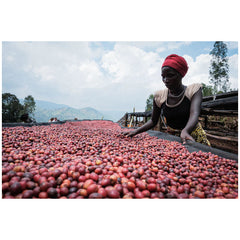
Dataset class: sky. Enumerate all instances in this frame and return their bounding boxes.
[2,41,238,113]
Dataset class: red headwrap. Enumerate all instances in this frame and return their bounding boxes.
[162,54,188,77]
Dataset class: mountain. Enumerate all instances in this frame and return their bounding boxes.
[35,106,105,123]
[20,99,68,110]
[27,99,124,122]
[35,100,69,110]
[100,110,126,122]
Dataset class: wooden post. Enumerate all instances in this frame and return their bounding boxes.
[159,116,162,131]
[157,118,161,131]
[125,113,128,127]
[129,114,134,127]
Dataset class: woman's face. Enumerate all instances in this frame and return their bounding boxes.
[161,66,182,90]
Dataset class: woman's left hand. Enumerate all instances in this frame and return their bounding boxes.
[180,129,195,144]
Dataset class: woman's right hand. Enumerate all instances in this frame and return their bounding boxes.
[180,128,195,144]
[122,130,137,138]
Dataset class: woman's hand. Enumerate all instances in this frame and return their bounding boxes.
[180,128,195,144]
[122,130,137,138]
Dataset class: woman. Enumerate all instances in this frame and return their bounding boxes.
[124,54,210,146]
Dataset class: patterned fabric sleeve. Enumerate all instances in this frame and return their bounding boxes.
[154,89,168,108]
[185,83,202,100]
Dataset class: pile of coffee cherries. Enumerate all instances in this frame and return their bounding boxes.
[2,120,238,199]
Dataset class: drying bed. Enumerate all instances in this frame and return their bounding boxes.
[2,120,238,199]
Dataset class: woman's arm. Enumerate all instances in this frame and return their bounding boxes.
[181,88,202,143]
[123,99,161,137]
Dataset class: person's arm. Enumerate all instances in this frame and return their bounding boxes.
[123,99,161,137]
[181,88,202,143]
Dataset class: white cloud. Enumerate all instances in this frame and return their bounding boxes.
[3,42,107,101]
[2,42,238,112]
[101,44,149,82]
[156,47,165,53]
[101,44,162,83]
[6,55,15,62]
[78,60,105,87]
[100,43,165,110]
[32,65,55,81]
[167,41,192,50]
[184,53,238,90]
[184,54,211,85]
[113,41,192,55]
[228,54,238,89]
[229,54,238,75]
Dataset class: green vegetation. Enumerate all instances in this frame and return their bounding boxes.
[202,83,214,97]
[209,41,230,94]
[145,94,154,112]
[2,93,36,123]
[23,95,36,116]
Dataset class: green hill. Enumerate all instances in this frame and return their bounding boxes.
[33,101,105,122]
[35,106,105,122]
[28,100,124,122]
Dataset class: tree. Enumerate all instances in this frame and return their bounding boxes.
[209,41,230,94]
[2,93,36,122]
[2,93,23,122]
[145,94,154,112]
[23,95,36,117]
[201,83,214,97]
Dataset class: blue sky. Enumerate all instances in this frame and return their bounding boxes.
[2,41,238,113]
